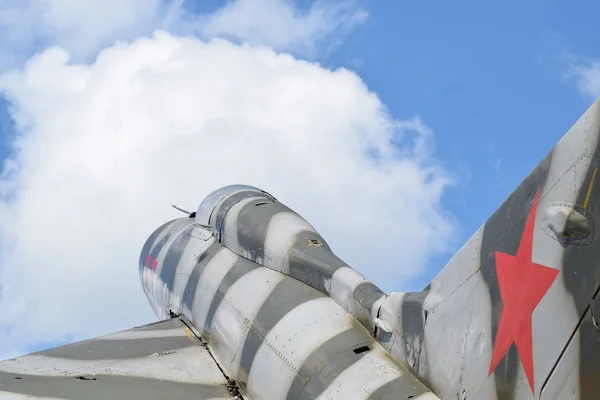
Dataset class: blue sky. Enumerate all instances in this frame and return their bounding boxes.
[320,0,600,286]
[332,1,595,218]
[0,0,599,354]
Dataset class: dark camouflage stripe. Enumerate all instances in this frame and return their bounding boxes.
[234,199,291,263]
[562,123,600,398]
[478,149,554,399]
[213,190,271,241]
[353,281,385,327]
[286,325,372,400]
[181,242,222,313]
[41,336,192,361]
[203,256,258,334]
[287,230,344,291]
[159,224,194,293]
[0,371,230,399]
[400,290,430,381]
[367,374,430,400]
[139,219,174,271]
[239,278,324,386]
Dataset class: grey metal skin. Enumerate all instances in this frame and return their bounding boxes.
[2,99,600,399]
[140,99,600,399]
[139,185,437,399]
[373,98,600,399]
[0,319,241,399]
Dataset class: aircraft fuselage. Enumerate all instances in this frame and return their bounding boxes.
[139,185,434,399]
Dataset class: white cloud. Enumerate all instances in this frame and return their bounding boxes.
[0,0,366,69]
[198,0,368,56]
[0,32,453,357]
[0,0,166,67]
[569,59,600,99]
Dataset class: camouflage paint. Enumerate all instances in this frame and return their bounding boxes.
[6,100,600,399]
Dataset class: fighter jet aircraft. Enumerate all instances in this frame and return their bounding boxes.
[1,99,600,400]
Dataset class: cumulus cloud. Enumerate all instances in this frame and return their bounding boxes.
[0,0,166,68]
[569,58,600,99]
[0,32,453,357]
[198,0,368,56]
[0,0,366,69]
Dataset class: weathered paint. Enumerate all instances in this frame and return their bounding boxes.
[4,99,600,399]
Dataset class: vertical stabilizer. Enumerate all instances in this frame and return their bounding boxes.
[374,98,600,399]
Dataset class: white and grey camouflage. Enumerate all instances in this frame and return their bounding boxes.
[3,98,600,399]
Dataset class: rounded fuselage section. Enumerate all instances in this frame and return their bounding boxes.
[136,186,421,399]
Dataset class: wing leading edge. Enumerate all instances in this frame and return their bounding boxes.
[0,318,238,399]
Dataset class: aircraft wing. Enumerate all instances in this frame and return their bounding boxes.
[0,318,239,399]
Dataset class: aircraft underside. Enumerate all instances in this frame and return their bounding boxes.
[3,100,600,399]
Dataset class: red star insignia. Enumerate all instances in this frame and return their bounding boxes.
[144,253,158,294]
[488,188,560,394]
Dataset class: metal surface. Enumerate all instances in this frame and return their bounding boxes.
[0,318,237,399]
[373,99,600,399]
[5,99,600,399]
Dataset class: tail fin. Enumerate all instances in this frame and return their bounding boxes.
[375,98,600,400]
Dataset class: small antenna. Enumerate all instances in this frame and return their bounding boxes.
[172,205,193,215]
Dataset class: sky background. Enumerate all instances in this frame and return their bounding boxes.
[0,0,599,356]
[327,0,600,287]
